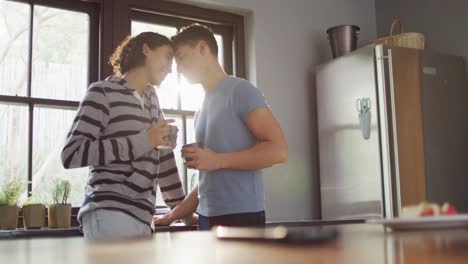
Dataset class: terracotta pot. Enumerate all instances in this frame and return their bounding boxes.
[0,205,19,230]
[48,204,71,228]
[22,204,46,229]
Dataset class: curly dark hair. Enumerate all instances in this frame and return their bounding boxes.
[171,23,218,57]
[109,32,171,76]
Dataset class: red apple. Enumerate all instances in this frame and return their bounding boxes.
[441,203,458,215]
[420,207,435,216]
[419,202,439,217]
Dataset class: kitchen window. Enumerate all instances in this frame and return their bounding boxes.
[0,0,99,206]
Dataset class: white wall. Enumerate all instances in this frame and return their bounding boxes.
[177,0,377,221]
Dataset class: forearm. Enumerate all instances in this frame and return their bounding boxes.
[167,186,199,222]
[218,140,288,170]
[61,131,153,169]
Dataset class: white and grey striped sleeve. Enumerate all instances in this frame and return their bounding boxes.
[157,149,185,209]
[61,85,154,169]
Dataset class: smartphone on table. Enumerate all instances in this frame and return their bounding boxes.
[215,225,338,244]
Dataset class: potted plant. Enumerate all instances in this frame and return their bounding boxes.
[0,177,24,230]
[48,179,72,229]
[22,193,46,229]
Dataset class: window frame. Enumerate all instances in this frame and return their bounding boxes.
[0,0,100,198]
[130,10,234,75]
[110,0,245,79]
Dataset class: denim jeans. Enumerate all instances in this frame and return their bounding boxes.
[81,209,151,239]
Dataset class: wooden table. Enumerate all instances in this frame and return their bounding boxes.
[1,224,468,264]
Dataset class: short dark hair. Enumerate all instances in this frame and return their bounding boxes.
[109,32,171,76]
[171,23,218,57]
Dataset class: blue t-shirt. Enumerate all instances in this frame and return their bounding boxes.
[195,76,269,217]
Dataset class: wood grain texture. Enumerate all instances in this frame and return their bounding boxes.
[389,47,427,208]
[2,224,468,264]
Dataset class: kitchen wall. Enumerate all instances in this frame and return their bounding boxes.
[172,0,377,221]
[375,0,468,78]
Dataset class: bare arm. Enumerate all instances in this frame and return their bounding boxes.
[183,107,288,171]
[153,185,199,226]
[219,107,288,169]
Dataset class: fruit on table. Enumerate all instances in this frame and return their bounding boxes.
[441,203,458,215]
[401,201,457,217]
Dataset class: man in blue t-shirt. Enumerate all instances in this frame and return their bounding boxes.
[153,24,288,230]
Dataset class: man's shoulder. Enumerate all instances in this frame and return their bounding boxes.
[225,77,258,94]
[228,76,253,86]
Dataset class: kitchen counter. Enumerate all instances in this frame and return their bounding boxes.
[2,224,468,263]
[0,224,197,239]
[0,219,364,239]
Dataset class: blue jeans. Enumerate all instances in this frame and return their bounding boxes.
[81,209,152,239]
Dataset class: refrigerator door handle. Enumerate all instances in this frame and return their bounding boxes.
[375,45,399,218]
[387,49,402,217]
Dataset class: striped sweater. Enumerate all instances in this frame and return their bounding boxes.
[61,76,185,227]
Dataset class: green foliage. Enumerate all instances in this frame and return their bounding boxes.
[0,177,25,207]
[51,178,71,205]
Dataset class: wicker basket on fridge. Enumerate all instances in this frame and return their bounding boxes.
[372,17,425,50]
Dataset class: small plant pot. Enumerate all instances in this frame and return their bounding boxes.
[22,204,46,229]
[0,205,19,230]
[48,204,71,228]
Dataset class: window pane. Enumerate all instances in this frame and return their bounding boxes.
[156,114,184,206]
[165,114,184,180]
[0,1,30,96]
[131,21,179,110]
[186,116,198,191]
[0,103,29,201]
[31,6,89,101]
[186,115,196,144]
[32,106,87,206]
[214,34,224,68]
[131,21,177,38]
[156,61,179,110]
[181,76,205,111]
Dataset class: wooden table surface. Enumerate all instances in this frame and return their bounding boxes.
[1,224,468,264]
